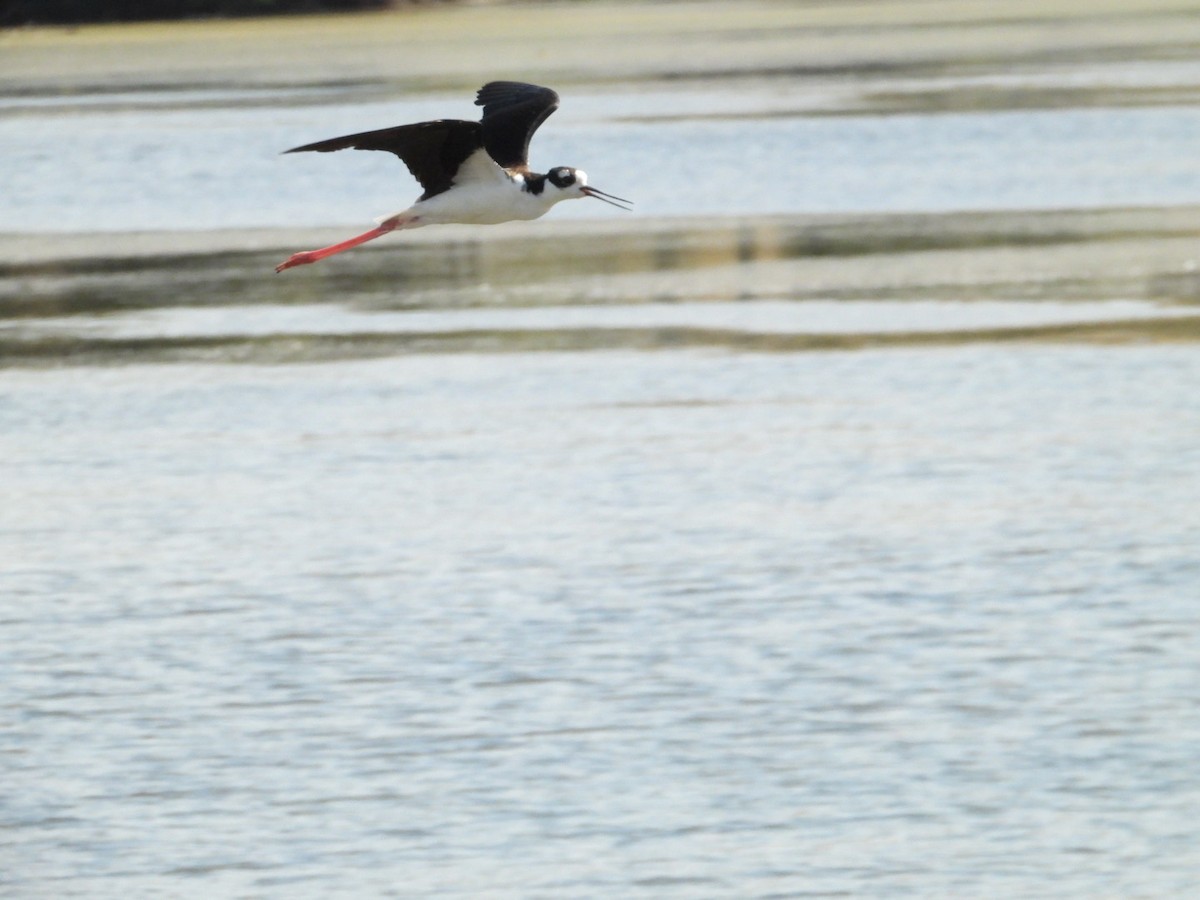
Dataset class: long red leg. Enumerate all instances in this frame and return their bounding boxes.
[275,218,409,273]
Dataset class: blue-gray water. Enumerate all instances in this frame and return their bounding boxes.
[5,348,1200,897]
[5,74,1200,898]
[6,89,1200,231]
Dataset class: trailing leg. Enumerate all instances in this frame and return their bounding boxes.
[275,216,414,273]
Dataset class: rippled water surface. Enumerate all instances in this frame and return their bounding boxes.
[5,347,1200,897]
[5,46,1200,898]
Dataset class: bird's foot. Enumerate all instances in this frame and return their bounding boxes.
[275,251,319,273]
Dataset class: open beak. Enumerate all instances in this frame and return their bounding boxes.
[581,185,633,210]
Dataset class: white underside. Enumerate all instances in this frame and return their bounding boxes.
[375,149,562,227]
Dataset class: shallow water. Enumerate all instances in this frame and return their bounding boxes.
[5,62,1200,898]
[4,347,1200,897]
[12,298,1194,342]
[6,86,1200,231]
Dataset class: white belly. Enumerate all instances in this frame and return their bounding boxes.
[412,179,554,225]
[379,149,558,226]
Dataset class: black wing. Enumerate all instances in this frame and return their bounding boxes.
[474,81,560,170]
[284,119,483,200]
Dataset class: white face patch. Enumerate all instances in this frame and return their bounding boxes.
[574,169,588,187]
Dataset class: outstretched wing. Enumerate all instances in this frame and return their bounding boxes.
[474,81,560,170]
[284,119,483,200]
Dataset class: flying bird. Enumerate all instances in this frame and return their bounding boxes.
[275,81,631,273]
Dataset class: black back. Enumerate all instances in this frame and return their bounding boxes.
[283,81,561,198]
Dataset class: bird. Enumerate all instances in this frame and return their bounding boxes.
[275,81,631,273]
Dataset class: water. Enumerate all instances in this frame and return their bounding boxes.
[12,299,1196,342]
[3,347,1199,896]
[6,89,1200,231]
[5,68,1200,896]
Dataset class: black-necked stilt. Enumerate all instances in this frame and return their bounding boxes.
[275,81,632,273]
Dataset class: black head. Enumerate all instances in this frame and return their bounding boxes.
[542,166,633,210]
[547,166,578,188]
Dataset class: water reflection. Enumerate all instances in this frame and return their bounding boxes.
[4,208,1200,365]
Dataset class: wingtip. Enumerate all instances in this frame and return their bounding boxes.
[474,80,558,108]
